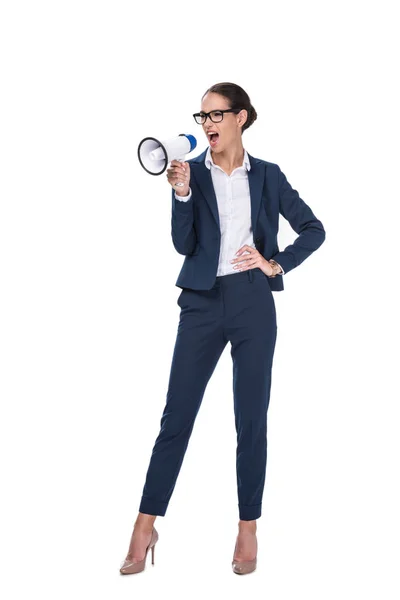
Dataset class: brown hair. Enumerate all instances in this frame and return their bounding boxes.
[201,82,257,135]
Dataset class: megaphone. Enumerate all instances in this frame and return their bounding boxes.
[137,133,197,186]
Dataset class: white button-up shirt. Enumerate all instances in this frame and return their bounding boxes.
[174,146,284,276]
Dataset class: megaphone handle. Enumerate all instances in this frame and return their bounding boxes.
[174,155,185,186]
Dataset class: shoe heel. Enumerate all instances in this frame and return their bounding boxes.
[119,526,158,575]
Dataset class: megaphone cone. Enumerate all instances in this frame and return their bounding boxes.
[137,134,197,180]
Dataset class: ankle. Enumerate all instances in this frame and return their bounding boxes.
[134,512,156,533]
[238,519,257,534]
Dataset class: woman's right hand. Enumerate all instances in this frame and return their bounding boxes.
[167,160,190,196]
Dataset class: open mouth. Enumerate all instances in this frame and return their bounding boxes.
[208,132,220,146]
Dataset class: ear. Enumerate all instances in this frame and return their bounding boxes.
[238,108,248,128]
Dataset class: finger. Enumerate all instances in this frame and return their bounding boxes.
[233,254,253,264]
[166,168,183,177]
[233,249,256,262]
[171,166,187,177]
[233,258,255,269]
[234,259,258,271]
[167,168,188,181]
[233,253,262,268]
[171,174,188,186]
[171,173,188,185]
[235,244,254,256]
[170,160,187,171]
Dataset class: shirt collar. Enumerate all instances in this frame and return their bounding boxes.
[204,145,251,171]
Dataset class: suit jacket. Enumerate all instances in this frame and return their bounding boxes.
[171,148,326,291]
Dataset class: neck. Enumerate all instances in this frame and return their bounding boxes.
[211,142,245,172]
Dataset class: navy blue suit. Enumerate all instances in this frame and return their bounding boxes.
[172,148,325,291]
[139,149,326,520]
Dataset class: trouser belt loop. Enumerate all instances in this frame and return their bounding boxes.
[248,269,254,283]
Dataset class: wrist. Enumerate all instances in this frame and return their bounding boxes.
[175,188,190,197]
[267,259,282,277]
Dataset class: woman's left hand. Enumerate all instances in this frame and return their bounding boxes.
[230,245,274,276]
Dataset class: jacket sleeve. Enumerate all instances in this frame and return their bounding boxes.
[270,166,326,274]
[171,186,198,255]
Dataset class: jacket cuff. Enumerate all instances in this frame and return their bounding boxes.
[270,251,296,275]
[174,187,192,202]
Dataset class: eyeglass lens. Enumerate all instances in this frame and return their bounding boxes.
[195,111,223,124]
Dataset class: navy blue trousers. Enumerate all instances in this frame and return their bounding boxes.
[139,267,277,521]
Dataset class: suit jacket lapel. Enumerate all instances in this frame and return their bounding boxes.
[192,149,265,237]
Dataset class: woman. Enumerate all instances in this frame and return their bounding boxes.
[120,82,326,575]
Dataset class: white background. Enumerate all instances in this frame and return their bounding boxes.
[1,0,399,598]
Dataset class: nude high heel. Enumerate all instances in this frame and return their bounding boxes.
[231,537,257,575]
[119,527,159,575]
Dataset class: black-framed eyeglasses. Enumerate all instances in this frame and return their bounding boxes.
[192,108,243,125]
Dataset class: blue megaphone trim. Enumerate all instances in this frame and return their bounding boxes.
[178,134,197,153]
